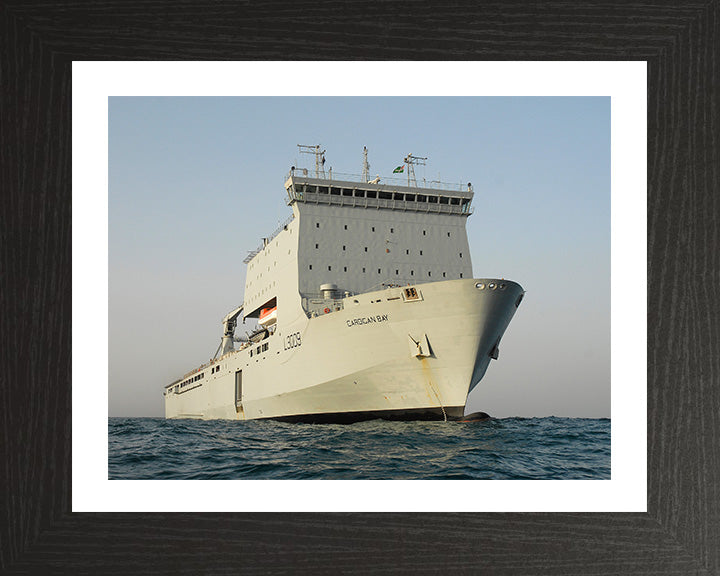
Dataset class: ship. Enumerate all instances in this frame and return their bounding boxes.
[164,145,524,423]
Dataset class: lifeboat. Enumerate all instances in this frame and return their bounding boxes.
[258,306,277,327]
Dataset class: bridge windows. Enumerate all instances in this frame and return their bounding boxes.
[297,184,469,214]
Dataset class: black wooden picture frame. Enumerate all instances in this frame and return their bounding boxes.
[1,2,718,574]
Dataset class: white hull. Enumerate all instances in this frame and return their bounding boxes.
[165,278,523,422]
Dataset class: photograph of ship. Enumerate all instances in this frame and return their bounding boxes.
[163,144,524,422]
[109,95,610,480]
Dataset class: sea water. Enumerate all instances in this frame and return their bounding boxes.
[108,417,610,480]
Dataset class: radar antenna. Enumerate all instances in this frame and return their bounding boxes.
[297,144,326,178]
[403,153,427,187]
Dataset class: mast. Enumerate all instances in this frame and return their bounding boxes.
[298,144,326,178]
[403,153,427,187]
[362,146,370,182]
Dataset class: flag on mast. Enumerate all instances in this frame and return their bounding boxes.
[393,165,405,173]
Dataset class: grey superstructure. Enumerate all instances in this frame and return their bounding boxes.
[164,146,524,422]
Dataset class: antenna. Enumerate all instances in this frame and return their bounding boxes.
[362,146,370,182]
[297,144,326,178]
[403,153,427,187]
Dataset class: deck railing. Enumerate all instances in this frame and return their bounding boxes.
[243,213,295,264]
[286,169,470,192]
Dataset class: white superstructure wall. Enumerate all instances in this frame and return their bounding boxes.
[243,174,476,318]
[243,212,304,320]
[295,203,473,296]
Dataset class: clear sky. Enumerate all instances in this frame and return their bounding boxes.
[109,96,610,418]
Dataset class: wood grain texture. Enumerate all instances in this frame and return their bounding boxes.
[1,1,718,574]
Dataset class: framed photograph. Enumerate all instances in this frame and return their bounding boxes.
[2,2,717,574]
[92,65,626,504]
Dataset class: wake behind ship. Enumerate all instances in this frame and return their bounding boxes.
[164,146,524,423]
